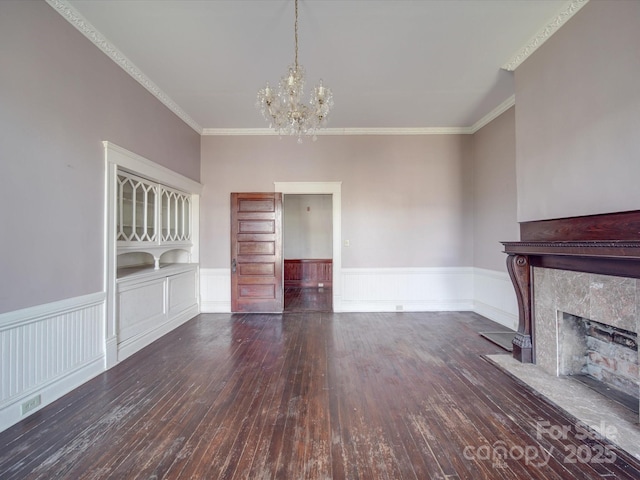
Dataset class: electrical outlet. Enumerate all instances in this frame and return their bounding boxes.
[396,305,403,311]
[21,395,41,415]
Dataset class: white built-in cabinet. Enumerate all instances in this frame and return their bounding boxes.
[104,142,202,366]
[116,169,193,269]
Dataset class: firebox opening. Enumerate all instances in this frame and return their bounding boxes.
[559,312,639,414]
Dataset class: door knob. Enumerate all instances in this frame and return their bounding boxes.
[231,258,237,273]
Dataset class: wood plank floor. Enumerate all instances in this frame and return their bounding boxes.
[285,287,332,312]
[2,311,640,479]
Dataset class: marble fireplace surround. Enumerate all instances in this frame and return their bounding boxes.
[533,267,639,395]
[502,210,640,365]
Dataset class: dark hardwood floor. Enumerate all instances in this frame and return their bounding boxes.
[2,311,640,479]
[285,287,332,312]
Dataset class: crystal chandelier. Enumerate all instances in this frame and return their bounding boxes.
[256,0,333,142]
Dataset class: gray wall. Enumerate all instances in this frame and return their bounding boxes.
[200,134,474,270]
[515,0,640,222]
[0,1,201,314]
[284,195,333,259]
[472,107,519,271]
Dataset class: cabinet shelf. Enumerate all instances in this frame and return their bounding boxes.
[116,262,196,280]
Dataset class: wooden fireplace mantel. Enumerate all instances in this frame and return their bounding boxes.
[501,210,640,364]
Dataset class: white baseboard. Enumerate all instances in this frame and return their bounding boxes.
[472,268,518,330]
[200,268,231,313]
[0,292,106,433]
[340,299,474,312]
[340,267,474,312]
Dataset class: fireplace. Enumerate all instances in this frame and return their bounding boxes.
[561,314,638,401]
[533,266,640,414]
[502,210,640,422]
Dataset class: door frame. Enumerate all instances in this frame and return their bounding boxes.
[274,182,342,312]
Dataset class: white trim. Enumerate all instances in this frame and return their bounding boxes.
[275,182,343,311]
[0,291,105,330]
[202,127,473,136]
[200,268,231,313]
[341,267,474,313]
[469,95,515,133]
[117,304,199,362]
[103,142,202,195]
[0,293,106,433]
[0,356,104,434]
[501,0,589,71]
[472,267,518,330]
[45,0,202,134]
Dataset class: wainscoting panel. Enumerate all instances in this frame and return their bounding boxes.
[340,267,474,312]
[116,265,199,362]
[168,269,200,319]
[473,268,518,330]
[201,267,517,321]
[0,292,106,433]
[284,259,333,287]
[118,278,166,341]
[200,268,231,313]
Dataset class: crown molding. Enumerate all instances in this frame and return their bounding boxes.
[202,94,516,136]
[202,126,474,136]
[202,94,516,137]
[501,0,589,72]
[45,0,203,134]
[469,95,515,133]
[46,0,518,138]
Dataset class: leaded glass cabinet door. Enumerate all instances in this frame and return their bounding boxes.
[161,186,191,243]
[116,172,158,243]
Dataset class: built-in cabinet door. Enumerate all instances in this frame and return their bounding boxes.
[230,193,283,313]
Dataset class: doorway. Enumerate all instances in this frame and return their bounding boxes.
[283,194,333,312]
[274,181,342,313]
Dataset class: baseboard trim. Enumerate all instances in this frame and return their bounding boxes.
[201,300,232,313]
[200,268,231,313]
[340,300,474,313]
[0,292,106,433]
[472,268,518,330]
[473,300,518,330]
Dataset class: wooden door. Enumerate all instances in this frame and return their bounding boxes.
[230,193,283,313]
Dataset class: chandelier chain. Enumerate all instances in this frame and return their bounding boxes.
[294,0,299,69]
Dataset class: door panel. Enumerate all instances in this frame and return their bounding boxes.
[238,241,275,255]
[238,220,275,233]
[231,193,283,313]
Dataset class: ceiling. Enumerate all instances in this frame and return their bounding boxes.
[57,0,583,134]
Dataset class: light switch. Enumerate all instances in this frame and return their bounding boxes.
[344,240,350,247]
